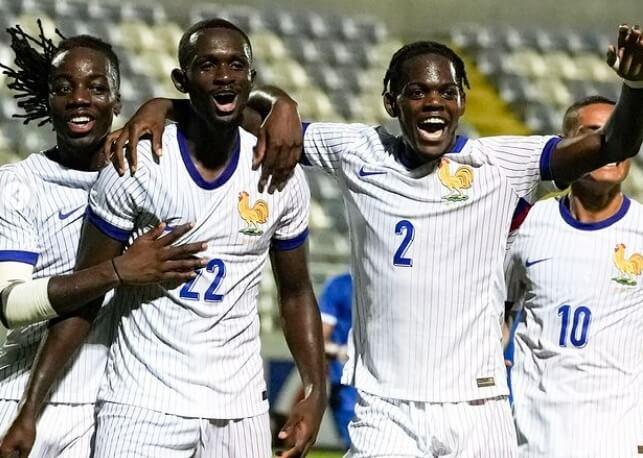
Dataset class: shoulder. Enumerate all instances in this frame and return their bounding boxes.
[305,122,379,144]
[467,135,560,159]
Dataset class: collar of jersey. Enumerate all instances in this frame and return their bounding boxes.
[559,194,630,231]
[176,127,240,190]
[397,135,469,170]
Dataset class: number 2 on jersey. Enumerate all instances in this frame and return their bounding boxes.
[393,220,414,267]
[179,258,226,301]
[557,305,592,348]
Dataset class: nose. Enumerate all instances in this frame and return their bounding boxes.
[213,64,233,84]
[67,85,91,106]
[423,89,444,110]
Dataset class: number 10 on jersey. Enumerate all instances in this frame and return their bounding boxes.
[558,305,592,348]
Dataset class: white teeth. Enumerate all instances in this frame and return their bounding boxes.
[70,116,91,124]
[420,117,446,125]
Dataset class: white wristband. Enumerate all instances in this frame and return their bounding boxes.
[2,278,56,328]
[623,79,643,89]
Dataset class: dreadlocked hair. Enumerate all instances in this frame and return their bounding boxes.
[382,41,470,95]
[0,22,120,127]
[0,20,64,126]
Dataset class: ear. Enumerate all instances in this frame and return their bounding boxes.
[250,68,257,84]
[383,92,399,118]
[113,92,122,116]
[171,68,189,94]
[458,89,466,117]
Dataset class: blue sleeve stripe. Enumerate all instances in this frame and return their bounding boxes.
[85,207,131,243]
[0,250,39,265]
[271,228,309,251]
[300,122,312,166]
[539,136,562,181]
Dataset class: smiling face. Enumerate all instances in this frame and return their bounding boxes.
[177,27,254,126]
[387,53,465,161]
[48,47,120,153]
[572,103,630,187]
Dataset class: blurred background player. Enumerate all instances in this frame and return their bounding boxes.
[0,24,205,458]
[108,23,643,457]
[2,18,327,458]
[505,95,643,458]
[319,272,356,450]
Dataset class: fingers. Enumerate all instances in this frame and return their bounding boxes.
[162,258,207,272]
[126,127,140,176]
[152,130,163,159]
[606,44,618,69]
[162,242,208,261]
[617,23,629,50]
[160,271,199,281]
[252,127,267,171]
[156,223,194,245]
[112,128,131,176]
[141,222,167,240]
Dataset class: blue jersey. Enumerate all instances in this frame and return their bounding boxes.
[319,273,352,384]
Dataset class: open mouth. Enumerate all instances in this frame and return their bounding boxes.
[211,91,238,114]
[417,117,448,142]
[66,115,96,135]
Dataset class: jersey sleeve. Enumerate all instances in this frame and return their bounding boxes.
[87,158,148,243]
[478,135,562,202]
[0,169,39,265]
[301,122,368,176]
[270,166,310,251]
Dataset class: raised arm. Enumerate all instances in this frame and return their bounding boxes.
[549,25,643,186]
[270,245,326,458]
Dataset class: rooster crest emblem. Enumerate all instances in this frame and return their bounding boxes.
[437,158,474,202]
[238,191,269,236]
[612,243,643,286]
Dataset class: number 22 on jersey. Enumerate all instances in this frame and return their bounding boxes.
[180,258,226,301]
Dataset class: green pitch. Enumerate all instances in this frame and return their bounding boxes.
[309,451,344,458]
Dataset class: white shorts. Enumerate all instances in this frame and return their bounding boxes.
[515,399,643,458]
[0,399,95,458]
[93,401,271,458]
[346,390,517,458]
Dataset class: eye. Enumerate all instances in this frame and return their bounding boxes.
[199,61,214,71]
[405,87,425,99]
[90,84,108,94]
[230,60,247,71]
[52,83,71,95]
[441,87,458,100]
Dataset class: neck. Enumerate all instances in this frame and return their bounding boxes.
[184,111,238,174]
[53,138,105,172]
[568,182,623,223]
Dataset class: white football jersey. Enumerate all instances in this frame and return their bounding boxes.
[89,123,310,419]
[506,196,643,457]
[0,152,113,403]
[302,122,559,402]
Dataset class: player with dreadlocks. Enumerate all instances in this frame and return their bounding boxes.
[99,22,643,455]
[0,22,207,458]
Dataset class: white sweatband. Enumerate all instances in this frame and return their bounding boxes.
[0,262,56,328]
[2,278,56,328]
[623,79,643,89]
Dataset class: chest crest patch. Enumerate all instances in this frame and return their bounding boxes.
[238,191,268,236]
[437,158,474,202]
[612,243,643,286]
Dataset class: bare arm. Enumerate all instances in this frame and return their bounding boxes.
[270,244,326,457]
[550,25,643,186]
[0,222,204,327]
